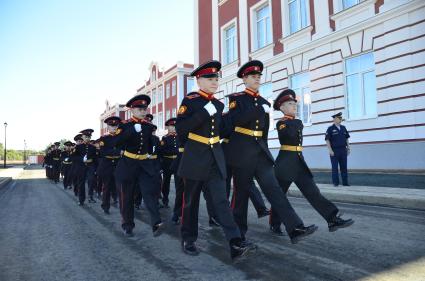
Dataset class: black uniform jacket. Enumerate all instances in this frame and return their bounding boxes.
[114,117,156,182]
[226,90,274,170]
[96,132,122,178]
[274,117,313,182]
[175,91,227,181]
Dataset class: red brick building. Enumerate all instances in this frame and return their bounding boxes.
[135,61,194,136]
[99,100,126,136]
[194,0,425,171]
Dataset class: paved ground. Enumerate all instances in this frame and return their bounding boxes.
[0,168,424,281]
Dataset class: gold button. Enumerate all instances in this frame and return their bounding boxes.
[254,98,257,101]
[255,126,258,129]
[256,120,259,123]
[212,126,215,129]
[210,145,213,148]
[138,151,141,153]
[255,103,258,106]
[212,119,215,123]
[211,132,214,136]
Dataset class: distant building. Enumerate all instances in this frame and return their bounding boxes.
[99,100,126,136]
[135,61,195,136]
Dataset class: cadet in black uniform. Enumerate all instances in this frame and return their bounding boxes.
[114,94,164,237]
[73,129,97,205]
[227,60,317,244]
[51,142,62,183]
[176,60,255,260]
[159,118,180,209]
[269,89,354,234]
[97,116,122,214]
[325,112,351,186]
[71,135,83,197]
[61,141,73,189]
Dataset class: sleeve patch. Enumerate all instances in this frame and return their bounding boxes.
[178,105,187,115]
[229,101,237,109]
[278,124,286,130]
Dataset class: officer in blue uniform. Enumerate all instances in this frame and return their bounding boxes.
[325,112,351,186]
[176,60,255,260]
[114,94,164,237]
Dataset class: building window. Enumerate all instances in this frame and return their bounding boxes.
[290,72,311,124]
[289,0,309,34]
[172,108,177,117]
[157,86,163,104]
[186,77,195,94]
[259,82,274,131]
[152,89,157,106]
[172,80,177,96]
[345,52,377,120]
[152,70,156,81]
[166,83,170,99]
[158,112,163,129]
[342,0,359,10]
[223,23,237,64]
[254,4,272,50]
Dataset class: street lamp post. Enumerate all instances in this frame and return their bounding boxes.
[23,139,27,166]
[3,122,7,168]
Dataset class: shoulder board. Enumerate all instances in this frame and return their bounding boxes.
[187,94,200,99]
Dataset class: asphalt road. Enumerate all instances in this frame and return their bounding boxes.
[0,168,424,281]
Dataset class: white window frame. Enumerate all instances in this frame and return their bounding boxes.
[158,111,163,130]
[290,72,312,126]
[171,80,177,96]
[250,0,273,51]
[172,108,177,118]
[151,70,156,81]
[221,18,238,65]
[288,0,310,34]
[344,52,377,121]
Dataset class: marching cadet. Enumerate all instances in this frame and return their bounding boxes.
[159,118,180,209]
[176,60,255,260]
[97,116,122,214]
[43,147,52,180]
[269,89,354,234]
[71,134,83,197]
[227,60,317,244]
[73,129,97,205]
[61,141,73,189]
[169,134,185,225]
[114,94,164,237]
[151,124,164,208]
[325,112,351,186]
[51,142,62,183]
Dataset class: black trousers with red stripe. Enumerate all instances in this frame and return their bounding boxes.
[181,163,240,243]
[232,153,303,238]
[172,175,185,218]
[118,170,161,231]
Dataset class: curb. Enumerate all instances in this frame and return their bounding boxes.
[0,177,12,189]
[287,189,425,211]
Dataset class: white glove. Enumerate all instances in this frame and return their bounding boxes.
[65,158,69,161]
[83,155,87,162]
[204,102,217,116]
[262,104,270,114]
[134,124,142,132]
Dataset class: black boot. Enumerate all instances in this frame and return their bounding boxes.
[123,228,133,237]
[270,225,284,236]
[289,225,318,244]
[182,241,200,256]
[257,208,270,218]
[209,217,220,227]
[230,238,256,262]
[328,213,354,232]
[152,222,165,237]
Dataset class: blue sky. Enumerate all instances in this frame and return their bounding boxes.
[0,0,194,150]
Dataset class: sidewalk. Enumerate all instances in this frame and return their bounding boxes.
[287,183,425,211]
[0,166,25,188]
